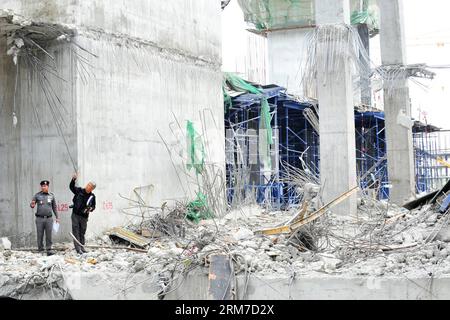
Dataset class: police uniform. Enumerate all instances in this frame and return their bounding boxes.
[31,181,59,253]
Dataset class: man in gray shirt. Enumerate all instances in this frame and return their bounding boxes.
[30,180,60,256]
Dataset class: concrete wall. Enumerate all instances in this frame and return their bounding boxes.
[12,270,450,300]
[0,40,77,246]
[0,0,224,244]
[165,272,450,300]
[267,28,311,95]
[1,0,221,61]
[74,34,224,235]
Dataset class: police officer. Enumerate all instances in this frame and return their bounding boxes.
[70,173,96,254]
[30,180,60,256]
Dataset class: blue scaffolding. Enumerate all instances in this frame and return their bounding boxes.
[225,86,392,206]
[354,111,389,199]
[413,126,450,193]
[225,85,285,207]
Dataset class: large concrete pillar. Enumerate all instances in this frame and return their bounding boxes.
[356,23,371,106]
[315,0,357,215]
[0,1,224,245]
[378,0,415,204]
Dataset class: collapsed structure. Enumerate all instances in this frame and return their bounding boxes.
[1,0,450,300]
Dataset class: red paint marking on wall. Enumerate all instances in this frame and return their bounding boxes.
[57,203,69,212]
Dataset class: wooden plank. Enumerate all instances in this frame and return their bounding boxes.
[255,188,359,236]
[437,157,450,169]
[255,201,308,236]
[254,225,291,236]
[108,227,151,248]
[290,186,359,232]
[286,201,309,225]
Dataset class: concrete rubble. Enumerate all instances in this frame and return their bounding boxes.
[2,191,450,299]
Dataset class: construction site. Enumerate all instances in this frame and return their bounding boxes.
[1,0,450,301]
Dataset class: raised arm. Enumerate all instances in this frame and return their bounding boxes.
[70,173,81,194]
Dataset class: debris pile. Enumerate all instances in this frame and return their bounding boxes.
[2,182,450,299]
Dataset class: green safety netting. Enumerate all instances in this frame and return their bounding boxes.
[350,0,379,32]
[223,85,233,112]
[223,72,273,169]
[224,72,261,94]
[238,0,315,31]
[186,121,213,223]
[186,120,205,175]
[186,192,213,224]
[237,0,379,32]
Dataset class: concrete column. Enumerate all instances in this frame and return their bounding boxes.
[267,28,312,96]
[378,0,415,204]
[356,23,371,106]
[315,0,357,216]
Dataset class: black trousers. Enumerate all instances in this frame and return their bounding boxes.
[35,216,53,251]
[71,213,88,252]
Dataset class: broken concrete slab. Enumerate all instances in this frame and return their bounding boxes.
[108,227,152,249]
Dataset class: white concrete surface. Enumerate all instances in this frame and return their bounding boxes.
[267,28,312,95]
[315,0,351,25]
[0,40,77,245]
[74,34,225,235]
[165,272,450,300]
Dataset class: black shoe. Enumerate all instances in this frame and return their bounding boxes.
[80,247,88,253]
[46,251,54,256]
[76,249,83,255]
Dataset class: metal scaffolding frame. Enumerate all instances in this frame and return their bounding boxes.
[225,86,284,208]
[225,86,390,207]
[414,129,450,193]
[225,83,448,207]
[354,111,389,199]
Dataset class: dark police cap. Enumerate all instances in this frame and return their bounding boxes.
[40,180,50,186]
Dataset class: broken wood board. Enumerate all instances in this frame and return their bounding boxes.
[291,186,359,232]
[286,201,309,225]
[254,225,291,236]
[108,227,152,248]
[256,186,359,236]
[255,201,308,235]
[207,254,235,300]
